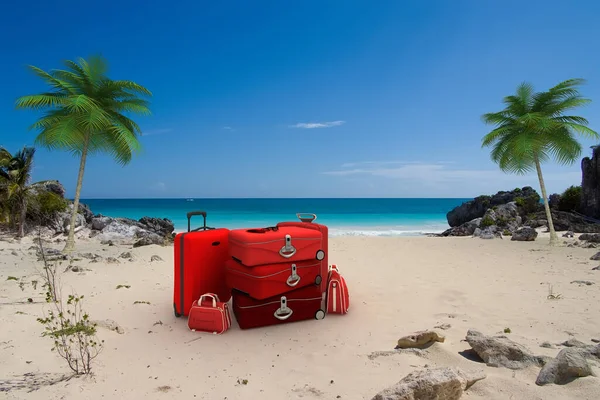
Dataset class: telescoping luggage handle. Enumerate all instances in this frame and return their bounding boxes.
[274,296,293,320]
[187,211,215,232]
[297,213,317,223]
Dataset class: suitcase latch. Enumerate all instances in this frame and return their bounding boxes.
[286,264,301,287]
[274,296,293,320]
[279,234,297,259]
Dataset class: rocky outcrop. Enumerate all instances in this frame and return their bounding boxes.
[138,217,174,237]
[93,217,174,246]
[465,330,544,370]
[446,187,541,227]
[524,210,600,233]
[29,180,66,198]
[371,367,486,400]
[581,146,600,218]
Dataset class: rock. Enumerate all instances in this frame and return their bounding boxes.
[78,252,102,262]
[560,338,588,348]
[105,257,120,264]
[396,330,446,349]
[77,203,94,224]
[446,187,540,227]
[10,250,19,256]
[563,231,575,238]
[549,193,561,210]
[138,217,175,237]
[582,242,597,249]
[592,266,600,271]
[589,252,600,260]
[101,240,115,246]
[370,367,486,400]
[36,247,67,262]
[540,342,555,349]
[119,251,134,259]
[570,280,594,286]
[133,232,164,248]
[536,345,600,385]
[581,146,600,219]
[91,215,115,231]
[434,323,452,330]
[481,202,522,233]
[465,329,543,370]
[29,180,66,198]
[579,233,600,242]
[150,255,163,262]
[511,227,538,241]
[592,339,600,343]
[525,211,600,233]
[478,227,497,240]
[441,218,481,237]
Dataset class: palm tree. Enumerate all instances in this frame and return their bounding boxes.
[482,78,598,245]
[0,146,37,237]
[15,55,152,252]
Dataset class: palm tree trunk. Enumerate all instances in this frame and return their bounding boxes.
[18,197,27,238]
[534,156,558,245]
[63,135,90,253]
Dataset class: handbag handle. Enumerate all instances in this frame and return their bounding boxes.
[329,264,339,273]
[199,293,219,308]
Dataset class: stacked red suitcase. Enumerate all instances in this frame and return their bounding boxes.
[226,213,329,329]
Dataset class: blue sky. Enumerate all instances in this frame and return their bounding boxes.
[1,0,600,198]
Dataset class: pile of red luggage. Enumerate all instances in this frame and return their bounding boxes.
[173,211,349,334]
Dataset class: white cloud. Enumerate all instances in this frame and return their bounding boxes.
[289,121,345,129]
[322,161,582,196]
[223,126,234,131]
[142,128,173,136]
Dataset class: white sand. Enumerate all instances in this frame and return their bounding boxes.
[1,232,599,399]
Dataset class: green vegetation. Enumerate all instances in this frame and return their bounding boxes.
[480,215,495,228]
[558,185,582,212]
[482,79,599,245]
[16,55,152,253]
[504,327,511,334]
[514,193,541,214]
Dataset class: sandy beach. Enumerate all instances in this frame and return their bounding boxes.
[1,232,599,400]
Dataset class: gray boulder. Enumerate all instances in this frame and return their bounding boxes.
[133,232,164,247]
[536,345,600,385]
[579,233,600,243]
[91,215,114,231]
[465,329,543,370]
[511,227,538,241]
[139,217,175,237]
[371,367,486,400]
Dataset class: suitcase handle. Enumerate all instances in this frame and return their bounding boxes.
[279,234,297,258]
[286,264,301,287]
[297,213,317,223]
[187,211,215,232]
[274,296,293,320]
[199,293,218,308]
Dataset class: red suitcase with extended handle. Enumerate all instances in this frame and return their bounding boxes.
[173,211,230,317]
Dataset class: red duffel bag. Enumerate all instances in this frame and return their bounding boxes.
[187,293,232,334]
[327,265,349,315]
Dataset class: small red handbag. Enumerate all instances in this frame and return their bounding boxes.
[327,265,349,315]
[187,293,232,334]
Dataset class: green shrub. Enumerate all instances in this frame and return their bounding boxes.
[496,216,509,227]
[480,216,495,228]
[558,185,582,212]
[27,191,67,223]
[503,229,512,236]
[514,194,541,214]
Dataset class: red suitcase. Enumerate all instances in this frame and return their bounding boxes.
[225,258,324,300]
[173,211,230,317]
[188,293,232,334]
[277,213,329,292]
[232,285,326,330]
[229,225,325,267]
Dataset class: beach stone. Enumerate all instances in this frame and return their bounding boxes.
[150,255,163,262]
[560,338,588,348]
[396,330,445,349]
[91,215,114,231]
[582,242,598,248]
[536,345,600,385]
[579,233,600,242]
[465,329,542,370]
[563,230,575,238]
[105,257,120,264]
[370,367,486,400]
[540,342,555,349]
[592,266,600,271]
[434,323,452,330]
[119,251,134,259]
[139,217,175,237]
[511,227,538,241]
[589,252,600,261]
[441,218,481,237]
[570,280,594,286]
[133,232,164,248]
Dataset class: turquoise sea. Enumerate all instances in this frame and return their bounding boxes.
[80,198,470,237]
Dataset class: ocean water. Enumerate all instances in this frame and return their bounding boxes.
[81,198,470,237]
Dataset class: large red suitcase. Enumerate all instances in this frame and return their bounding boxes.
[228,225,325,267]
[277,213,329,292]
[232,285,326,330]
[173,211,230,317]
[225,258,324,300]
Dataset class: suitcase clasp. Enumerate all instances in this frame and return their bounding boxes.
[286,264,301,287]
[279,234,297,258]
[274,296,293,320]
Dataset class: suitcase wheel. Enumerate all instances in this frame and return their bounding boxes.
[173,303,181,318]
[315,309,326,320]
[316,250,325,261]
[314,275,322,285]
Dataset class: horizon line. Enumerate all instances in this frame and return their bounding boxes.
[76,196,474,200]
